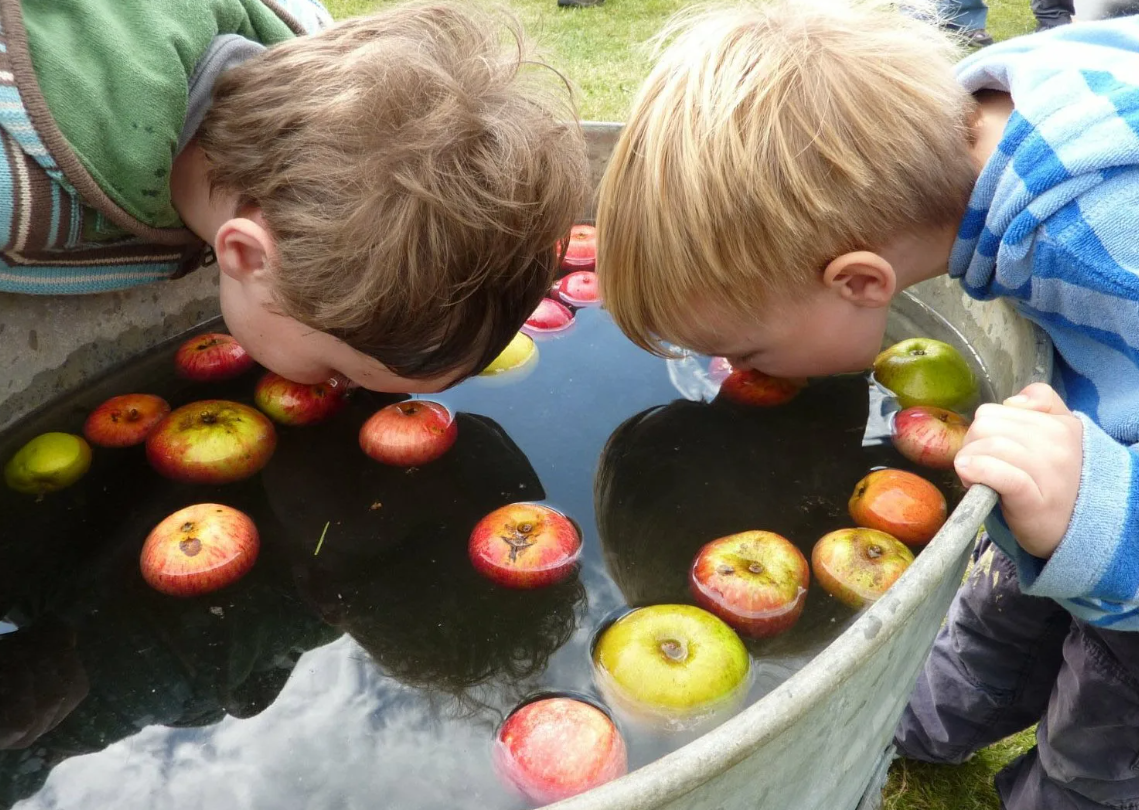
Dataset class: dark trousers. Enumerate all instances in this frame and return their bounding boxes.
[895,535,1139,809]
[1032,0,1074,29]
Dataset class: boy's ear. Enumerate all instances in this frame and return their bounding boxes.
[822,251,896,307]
[214,215,274,282]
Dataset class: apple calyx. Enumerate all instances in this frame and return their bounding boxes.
[866,544,883,560]
[659,638,688,663]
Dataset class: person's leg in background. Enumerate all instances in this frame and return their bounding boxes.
[1030,0,1075,30]
[937,0,994,46]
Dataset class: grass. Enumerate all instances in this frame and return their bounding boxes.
[321,0,1040,807]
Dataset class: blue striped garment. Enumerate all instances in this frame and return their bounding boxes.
[952,18,1139,629]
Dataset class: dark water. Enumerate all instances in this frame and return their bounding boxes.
[0,307,972,810]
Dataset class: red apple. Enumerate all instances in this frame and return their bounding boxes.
[173,333,255,382]
[495,697,627,804]
[557,271,601,306]
[848,468,947,546]
[689,530,810,638]
[559,224,597,272]
[140,503,259,597]
[254,372,347,426]
[359,400,457,466]
[811,528,914,609]
[718,368,804,406]
[469,503,582,588]
[83,394,171,448]
[146,400,277,484]
[523,297,575,335]
[892,406,971,470]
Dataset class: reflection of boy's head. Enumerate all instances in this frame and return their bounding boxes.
[595,376,871,607]
[263,396,585,704]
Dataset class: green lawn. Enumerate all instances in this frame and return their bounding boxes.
[322,1,1038,807]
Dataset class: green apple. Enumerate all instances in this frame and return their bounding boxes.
[872,338,979,411]
[592,604,750,728]
[4,432,92,496]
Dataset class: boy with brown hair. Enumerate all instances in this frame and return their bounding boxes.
[0,0,587,392]
[597,2,1139,806]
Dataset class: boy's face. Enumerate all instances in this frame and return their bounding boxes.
[218,271,465,393]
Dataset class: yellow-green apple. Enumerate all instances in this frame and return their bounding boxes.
[469,503,582,588]
[254,372,347,426]
[140,503,259,597]
[83,394,171,448]
[173,332,255,382]
[146,400,276,484]
[358,400,457,466]
[689,531,810,638]
[523,298,575,335]
[872,338,978,411]
[892,406,971,470]
[848,468,947,546]
[494,697,626,804]
[811,528,915,608]
[480,332,538,376]
[718,368,804,407]
[592,604,750,727]
[4,433,92,496]
[559,224,597,272]
[556,271,601,306]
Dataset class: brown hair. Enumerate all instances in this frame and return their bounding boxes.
[596,0,978,356]
[199,2,588,379]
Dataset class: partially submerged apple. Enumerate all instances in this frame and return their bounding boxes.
[480,332,538,376]
[83,394,171,448]
[848,468,947,546]
[689,530,809,638]
[718,368,804,407]
[556,271,601,306]
[523,298,575,335]
[559,224,597,272]
[592,604,750,728]
[146,400,277,484]
[254,372,347,426]
[494,697,626,804]
[872,338,978,411]
[4,432,92,496]
[892,406,970,470]
[811,528,914,609]
[173,333,255,382]
[140,503,259,597]
[359,400,457,466]
[469,503,582,588]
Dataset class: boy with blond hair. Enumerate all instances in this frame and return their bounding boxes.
[597,2,1139,806]
[0,0,586,392]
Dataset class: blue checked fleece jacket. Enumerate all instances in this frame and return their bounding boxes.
[952,18,1139,629]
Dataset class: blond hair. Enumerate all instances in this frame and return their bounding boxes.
[199,3,588,379]
[597,0,977,356]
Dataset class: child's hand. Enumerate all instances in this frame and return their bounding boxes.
[954,383,1083,559]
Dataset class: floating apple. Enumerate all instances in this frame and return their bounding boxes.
[708,357,734,384]
[146,400,276,484]
[480,332,538,376]
[718,368,804,407]
[593,604,750,727]
[494,697,627,804]
[469,503,582,588]
[140,503,259,597]
[4,433,92,496]
[557,271,601,306]
[559,223,597,272]
[849,468,947,546]
[811,528,914,609]
[359,400,457,466]
[523,298,575,335]
[689,531,810,638]
[173,332,255,382]
[254,372,347,426]
[872,338,978,411]
[83,394,171,448]
[892,406,970,470]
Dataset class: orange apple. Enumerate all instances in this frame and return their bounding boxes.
[83,394,171,448]
[848,468,947,546]
[468,503,582,588]
[358,400,457,466]
[811,528,914,608]
[718,369,803,407]
[140,504,259,597]
[173,333,255,382]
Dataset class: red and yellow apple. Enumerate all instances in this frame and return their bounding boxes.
[146,400,277,484]
[83,394,171,448]
[359,400,457,466]
[811,528,914,609]
[848,469,947,546]
[523,297,575,335]
[173,332,255,382]
[559,224,597,272]
[140,503,259,597]
[494,697,627,804]
[718,368,803,407]
[4,432,92,496]
[892,406,971,470]
[469,503,582,588]
[254,372,347,426]
[689,531,810,638]
[557,270,601,306]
